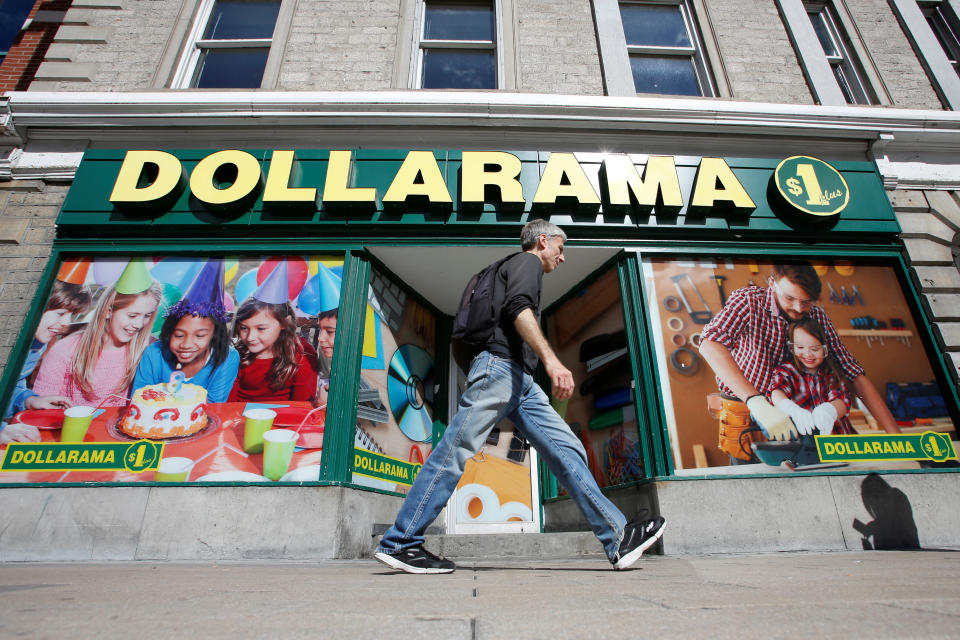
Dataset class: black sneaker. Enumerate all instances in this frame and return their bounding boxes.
[611,516,666,570]
[374,546,456,574]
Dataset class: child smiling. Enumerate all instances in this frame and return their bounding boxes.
[768,317,855,435]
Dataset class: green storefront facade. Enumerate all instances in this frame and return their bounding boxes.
[1,146,958,558]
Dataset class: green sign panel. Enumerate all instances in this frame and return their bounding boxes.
[815,432,957,462]
[774,155,850,216]
[1,440,164,473]
[353,447,422,487]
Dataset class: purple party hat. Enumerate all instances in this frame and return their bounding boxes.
[252,259,291,304]
[164,258,229,323]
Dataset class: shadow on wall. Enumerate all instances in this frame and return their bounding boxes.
[852,473,920,550]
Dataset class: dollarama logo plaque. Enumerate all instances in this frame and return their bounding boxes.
[774,156,850,216]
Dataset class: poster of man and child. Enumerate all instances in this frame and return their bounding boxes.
[0,254,354,482]
[644,257,956,473]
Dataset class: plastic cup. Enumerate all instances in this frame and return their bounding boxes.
[61,406,95,442]
[262,429,297,481]
[154,457,194,482]
[243,408,276,453]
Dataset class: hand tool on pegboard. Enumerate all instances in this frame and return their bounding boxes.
[670,273,712,324]
[714,275,727,306]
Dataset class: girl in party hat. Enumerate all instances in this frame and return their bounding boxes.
[228,260,319,402]
[133,259,239,403]
[33,258,162,407]
[1,267,92,444]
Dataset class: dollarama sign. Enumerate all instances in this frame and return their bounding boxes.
[773,155,850,217]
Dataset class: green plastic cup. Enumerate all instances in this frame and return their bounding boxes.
[61,406,95,442]
[263,429,297,481]
[154,457,194,482]
[243,408,276,453]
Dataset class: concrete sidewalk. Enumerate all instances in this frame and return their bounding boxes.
[2,550,958,639]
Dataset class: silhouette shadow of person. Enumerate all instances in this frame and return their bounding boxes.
[852,473,920,550]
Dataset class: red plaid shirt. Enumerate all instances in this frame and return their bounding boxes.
[768,362,855,434]
[700,285,864,399]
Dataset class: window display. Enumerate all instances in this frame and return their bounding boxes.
[643,257,956,473]
[0,253,343,483]
[545,268,644,489]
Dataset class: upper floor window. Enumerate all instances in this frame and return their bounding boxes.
[806,2,873,104]
[417,1,497,89]
[618,0,714,96]
[923,1,960,76]
[174,0,281,88]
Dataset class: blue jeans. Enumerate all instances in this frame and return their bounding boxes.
[377,351,628,561]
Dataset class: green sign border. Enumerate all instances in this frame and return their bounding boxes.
[1,440,164,473]
[815,432,957,463]
[352,447,422,487]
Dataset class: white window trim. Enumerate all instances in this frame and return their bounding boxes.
[888,0,960,109]
[593,0,729,98]
[395,0,517,90]
[808,3,871,103]
[776,0,891,105]
[156,0,296,89]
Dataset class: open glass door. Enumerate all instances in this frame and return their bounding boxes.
[447,352,541,534]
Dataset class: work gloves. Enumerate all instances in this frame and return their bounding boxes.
[775,398,815,435]
[811,402,838,435]
[746,395,798,441]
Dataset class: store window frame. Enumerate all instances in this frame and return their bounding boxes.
[395,0,519,90]
[806,2,873,104]
[888,0,960,109]
[592,0,730,98]
[0,241,370,488]
[632,244,960,481]
[158,0,296,89]
[776,0,891,105]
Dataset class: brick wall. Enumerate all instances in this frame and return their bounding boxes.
[0,0,71,92]
[845,0,942,109]
[891,189,960,384]
[0,181,64,379]
[516,0,604,95]
[277,0,399,91]
[708,0,814,103]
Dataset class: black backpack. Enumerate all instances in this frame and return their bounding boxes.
[451,253,519,372]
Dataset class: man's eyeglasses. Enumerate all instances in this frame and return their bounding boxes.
[773,281,816,310]
[789,342,827,357]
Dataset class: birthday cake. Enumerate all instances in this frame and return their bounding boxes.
[120,382,208,439]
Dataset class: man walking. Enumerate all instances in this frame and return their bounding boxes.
[375,219,665,573]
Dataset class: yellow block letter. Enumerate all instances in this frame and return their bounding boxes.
[189,150,263,207]
[322,150,377,205]
[263,150,317,205]
[383,151,453,205]
[690,158,756,212]
[603,155,683,212]
[533,153,600,205]
[461,151,525,205]
[109,150,184,207]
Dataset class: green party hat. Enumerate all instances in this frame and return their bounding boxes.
[114,257,154,294]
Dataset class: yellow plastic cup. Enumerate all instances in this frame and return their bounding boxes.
[263,429,297,481]
[243,408,276,453]
[61,406,95,442]
[154,457,194,482]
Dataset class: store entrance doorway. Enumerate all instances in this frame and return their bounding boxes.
[368,244,620,534]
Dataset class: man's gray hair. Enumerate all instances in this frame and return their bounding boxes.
[520,219,567,250]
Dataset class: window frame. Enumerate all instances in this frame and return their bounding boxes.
[888,0,960,109]
[164,0,295,89]
[593,0,729,98]
[411,0,502,90]
[620,0,716,97]
[806,2,872,104]
[776,0,891,106]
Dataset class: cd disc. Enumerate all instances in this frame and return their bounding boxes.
[388,344,435,442]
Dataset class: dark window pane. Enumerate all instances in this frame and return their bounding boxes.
[194,48,269,88]
[203,0,280,40]
[0,0,35,52]
[620,3,690,48]
[422,49,495,88]
[424,3,494,41]
[630,55,700,95]
[809,11,838,58]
